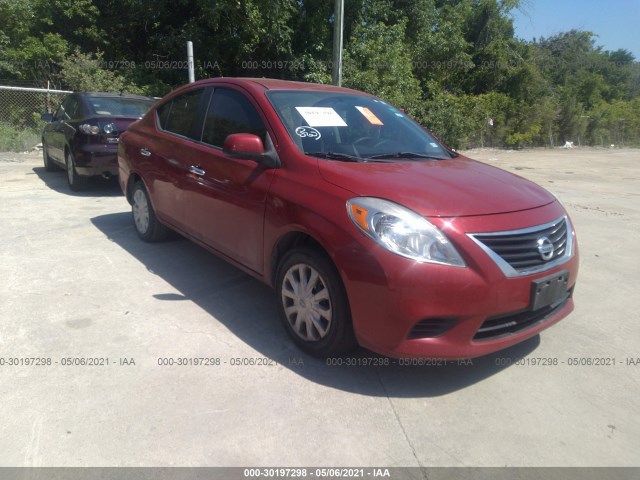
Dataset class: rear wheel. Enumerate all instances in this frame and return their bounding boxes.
[42,141,57,171]
[276,248,357,357]
[65,150,88,191]
[131,182,169,242]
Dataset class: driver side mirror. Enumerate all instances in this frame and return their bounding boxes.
[224,133,264,155]
[223,133,280,168]
[41,113,53,122]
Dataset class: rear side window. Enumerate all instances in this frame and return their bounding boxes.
[157,102,172,130]
[202,88,266,148]
[159,89,205,139]
[66,97,81,119]
[57,96,80,121]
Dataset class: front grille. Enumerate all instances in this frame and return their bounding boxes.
[473,290,571,341]
[407,318,457,339]
[468,216,572,277]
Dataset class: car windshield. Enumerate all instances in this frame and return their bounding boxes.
[266,90,452,161]
[86,96,155,117]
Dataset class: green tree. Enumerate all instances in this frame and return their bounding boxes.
[1,0,638,147]
[59,50,144,94]
[343,20,423,116]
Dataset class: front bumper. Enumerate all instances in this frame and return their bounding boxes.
[338,202,579,359]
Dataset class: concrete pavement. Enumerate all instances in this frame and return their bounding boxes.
[0,148,638,467]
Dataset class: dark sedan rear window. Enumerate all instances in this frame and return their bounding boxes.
[86,97,155,117]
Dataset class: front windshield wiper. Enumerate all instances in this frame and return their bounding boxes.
[365,152,448,160]
[305,151,364,163]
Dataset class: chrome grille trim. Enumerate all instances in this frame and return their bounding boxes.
[467,216,574,277]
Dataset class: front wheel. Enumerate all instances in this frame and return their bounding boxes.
[276,248,357,357]
[131,182,169,242]
[65,150,88,191]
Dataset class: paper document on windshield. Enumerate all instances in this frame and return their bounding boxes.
[295,107,347,127]
[355,106,384,125]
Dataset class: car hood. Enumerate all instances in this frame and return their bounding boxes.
[317,155,556,217]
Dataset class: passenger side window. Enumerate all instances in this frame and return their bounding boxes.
[202,88,266,148]
[159,89,205,139]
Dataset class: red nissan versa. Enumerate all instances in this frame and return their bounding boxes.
[118,78,579,359]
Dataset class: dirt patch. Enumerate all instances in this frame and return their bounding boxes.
[0,150,40,163]
[462,147,640,220]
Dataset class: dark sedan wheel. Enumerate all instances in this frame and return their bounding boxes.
[131,182,169,242]
[65,150,88,191]
[42,141,58,171]
[276,248,357,357]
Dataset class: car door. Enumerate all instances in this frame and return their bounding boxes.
[138,88,210,232]
[47,96,76,163]
[185,86,277,274]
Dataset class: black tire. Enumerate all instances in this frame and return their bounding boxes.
[65,150,89,191]
[275,247,357,357]
[131,182,169,242]
[42,141,57,171]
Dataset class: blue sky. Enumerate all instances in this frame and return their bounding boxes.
[511,0,640,59]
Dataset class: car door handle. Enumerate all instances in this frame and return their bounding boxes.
[140,148,151,157]
[189,165,205,176]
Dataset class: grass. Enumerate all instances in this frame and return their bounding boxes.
[0,122,41,152]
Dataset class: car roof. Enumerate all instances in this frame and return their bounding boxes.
[183,77,368,96]
[234,78,354,92]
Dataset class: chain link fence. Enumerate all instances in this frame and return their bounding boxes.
[0,85,71,152]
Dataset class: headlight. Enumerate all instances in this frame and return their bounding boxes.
[346,197,466,267]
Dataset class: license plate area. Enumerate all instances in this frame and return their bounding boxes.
[530,270,569,310]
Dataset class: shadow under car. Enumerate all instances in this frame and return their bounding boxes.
[91,211,542,398]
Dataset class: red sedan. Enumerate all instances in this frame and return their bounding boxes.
[118,77,578,358]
